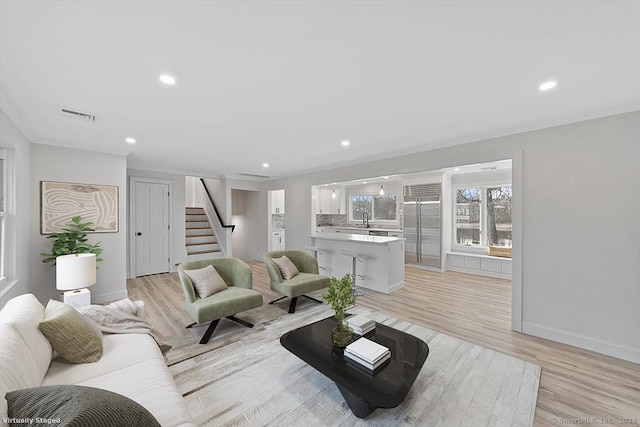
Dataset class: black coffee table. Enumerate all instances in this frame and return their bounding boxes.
[280,315,429,418]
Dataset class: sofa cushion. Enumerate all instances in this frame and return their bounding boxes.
[6,385,160,426]
[0,324,41,423]
[183,264,228,299]
[0,293,52,381]
[72,358,193,427]
[272,255,299,280]
[38,300,103,363]
[43,334,164,385]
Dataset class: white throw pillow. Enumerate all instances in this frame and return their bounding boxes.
[272,255,299,280]
[184,265,228,299]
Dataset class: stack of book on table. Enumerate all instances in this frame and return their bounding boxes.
[344,337,391,373]
[347,314,375,335]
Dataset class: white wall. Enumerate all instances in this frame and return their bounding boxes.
[31,144,127,304]
[262,111,640,363]
[127,169,187,276]
[185,176,204,207]
[231,189,261,261]
[0,109,31,307]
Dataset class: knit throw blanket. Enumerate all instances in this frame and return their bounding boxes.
[78,299,171,354]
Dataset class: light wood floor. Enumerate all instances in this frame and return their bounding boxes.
[128,262,640,427]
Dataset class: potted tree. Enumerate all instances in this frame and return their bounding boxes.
[322,274,356,347]
[41,216,103,265]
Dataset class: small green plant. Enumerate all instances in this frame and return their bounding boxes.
[322,274,356,322]
[41,216,103,265]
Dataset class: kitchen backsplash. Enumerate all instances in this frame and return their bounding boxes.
[316,214,348,226]
[272,214,285,229]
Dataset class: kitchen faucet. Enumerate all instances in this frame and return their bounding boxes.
[362,212,369,228]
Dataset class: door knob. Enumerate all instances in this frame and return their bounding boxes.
[137,232,142,236]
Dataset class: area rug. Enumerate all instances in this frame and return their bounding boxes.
[168,305,540,426]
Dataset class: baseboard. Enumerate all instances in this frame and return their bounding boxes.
[388,280,404,293]
[447,266,511,280]
[92,290,128,304]
[522,321,640,364]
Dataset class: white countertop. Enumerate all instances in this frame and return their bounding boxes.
[319,226,402,232]
[310,232,404,244]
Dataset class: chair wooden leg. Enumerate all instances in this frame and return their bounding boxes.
[199,319,220,344]
[226,315,254,328]
[288,297,298,313]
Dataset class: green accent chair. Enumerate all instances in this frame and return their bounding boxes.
[178,257,263,344]
[263,250,330,313]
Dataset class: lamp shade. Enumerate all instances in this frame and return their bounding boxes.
[56,253,97,291]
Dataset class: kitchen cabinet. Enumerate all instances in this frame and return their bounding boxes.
[271,190,285,214]
[272,230,285,251]
[317,188,344,214]
[447,252,511,279]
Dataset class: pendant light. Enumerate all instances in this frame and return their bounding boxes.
[331,189,337,199]
[379,185,385,196]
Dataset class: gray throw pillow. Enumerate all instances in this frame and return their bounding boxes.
[38,300,103,363]
[272,255,299,280]
[184,264,228,299]
[6,385,160,427]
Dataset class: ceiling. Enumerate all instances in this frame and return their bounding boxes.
[1,1,639,180]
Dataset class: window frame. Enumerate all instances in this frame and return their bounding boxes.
[453,182,512,253]
[348,192,398,224]
[0,147,15,289]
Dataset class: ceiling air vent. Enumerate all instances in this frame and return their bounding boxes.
[60,107,96,122]
[239,173,271,179]
[480,166,498,171]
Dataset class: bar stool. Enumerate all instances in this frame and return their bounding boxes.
[341,250,366,296]
[305,246,327,272]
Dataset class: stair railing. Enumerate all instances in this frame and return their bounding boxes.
[200,178,235,233]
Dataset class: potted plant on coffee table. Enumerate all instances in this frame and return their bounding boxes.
[322,273,356,347]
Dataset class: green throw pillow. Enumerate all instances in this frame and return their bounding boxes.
[6,385,160,427]
[38,299,103,363]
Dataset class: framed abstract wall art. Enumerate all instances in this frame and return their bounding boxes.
[40,181,119,234]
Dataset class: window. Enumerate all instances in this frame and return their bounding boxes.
[0,149,6,282]
[349,194,397,222]
[455,185,512,248]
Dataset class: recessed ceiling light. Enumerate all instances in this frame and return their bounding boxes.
[363,181,367,184]
[341,140,350,147]
[383,176,389,179]
[125,137,136,144]
[262,163,269,168]
[159,74,176,85]
[539,81,557,91]
[454,168,460,171]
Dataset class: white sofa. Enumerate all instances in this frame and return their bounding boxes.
[0,294,194,427]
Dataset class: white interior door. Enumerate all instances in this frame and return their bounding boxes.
[134,180,170,276]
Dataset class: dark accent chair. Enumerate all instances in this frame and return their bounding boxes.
[177,257,263,344]
[263,250,330,313]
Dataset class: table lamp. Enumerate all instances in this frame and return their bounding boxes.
[56,253,96,308]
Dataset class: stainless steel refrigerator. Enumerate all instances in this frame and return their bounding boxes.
[403,183,441,269]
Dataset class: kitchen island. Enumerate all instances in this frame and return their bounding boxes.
[309,233,405,294]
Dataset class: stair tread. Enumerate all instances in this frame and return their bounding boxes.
[188,249,222,255]
[186,242,217,246]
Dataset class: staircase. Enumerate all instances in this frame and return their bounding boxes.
[185,207,222,260]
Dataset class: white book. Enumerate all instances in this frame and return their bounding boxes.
[345,337,390,364]
[352,324,375,335]
[345,350,390,370]
[347,315,375,329]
